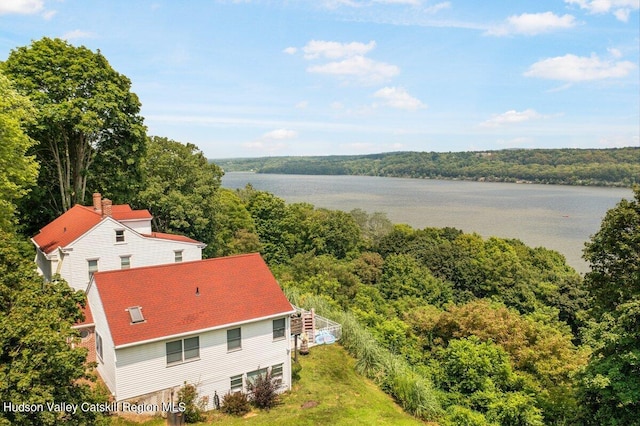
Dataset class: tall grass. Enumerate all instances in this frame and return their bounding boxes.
[285,289,442,421]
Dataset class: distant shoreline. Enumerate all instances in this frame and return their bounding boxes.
[213,147,640,189]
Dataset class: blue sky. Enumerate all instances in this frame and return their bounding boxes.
[1,0,638,159]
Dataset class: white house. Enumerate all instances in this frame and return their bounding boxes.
[32,193,205,291]
[86,253,296,411]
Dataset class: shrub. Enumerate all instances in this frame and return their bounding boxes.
[177,382,205,423]
[220,391,250,416]
[246,371,281,410]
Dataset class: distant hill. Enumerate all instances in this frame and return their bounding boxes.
[212,147,640,187]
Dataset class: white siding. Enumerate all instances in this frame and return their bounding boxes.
[59,218,202,291]
[34,248,52,281]
[118,219,152,234]
[114,316,291,408]
[86,282,117,395]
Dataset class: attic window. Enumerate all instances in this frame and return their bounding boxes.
[115,229,125,243]
[128,306,144,324]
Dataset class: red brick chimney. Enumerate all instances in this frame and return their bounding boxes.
[101,198,112,218]
[93,193,102,214]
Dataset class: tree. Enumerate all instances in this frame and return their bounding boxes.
[578,187,640,424]
[0,72,38,232]
[583,186,640,315]
[0,230,108,425]
[1,37,146,225]
[133,136,223,257]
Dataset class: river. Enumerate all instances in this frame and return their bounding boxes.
[221,172,634,274]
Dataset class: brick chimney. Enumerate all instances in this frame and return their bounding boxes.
[93,193,102,214]
[101,198,112,218]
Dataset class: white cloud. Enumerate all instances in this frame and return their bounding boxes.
[565,0,639,22]
[262,128,298,140]
[524,53,636,81]
[373,0,422,5]
[424,2,451,14]
[480,109,543,127]
[0,0,43,14]
[243,128,298,154]
[303,40,376,59]
[295,100,309,109]
[283,47,297,55]
[242,140,288,153]
[308,55,399,84]
[487,12,576,36]
[61,30,96,41]
[373,86,425,110]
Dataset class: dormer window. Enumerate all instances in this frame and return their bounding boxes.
[115,229,125,243]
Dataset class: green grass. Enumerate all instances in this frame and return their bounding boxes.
[110,344,428,425]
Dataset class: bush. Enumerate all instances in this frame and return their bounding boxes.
[177,382,205,423]
[220,391,250,416]
[246,371,281,410]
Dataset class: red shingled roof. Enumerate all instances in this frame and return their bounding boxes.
[92,253,294,347]
[31,202,192,254]
[74,302,94,328]
[110,204,153,221]
[142,232,201,244]
[33,205,103,254]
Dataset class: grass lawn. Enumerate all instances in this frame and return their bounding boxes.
[110,344,427,425]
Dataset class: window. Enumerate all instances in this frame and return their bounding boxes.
[230,375,243,392]
[271,363,283,378]
[174,250,183,263]
[128,306,144,323]
[227,328,241,351]
[247,368,268,385]
[120,255,131,269]
[96,332,103,361]
[115,229,125,243]
[166,336,200,365]
[88,259,98,280]
[273,318,285,340]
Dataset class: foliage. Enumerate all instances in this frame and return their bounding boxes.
[133,136,223,257]
[214,147,640,187]
[220,391,250,417]
[246,371,281,410]
[2,37,146,231]
[0,71,38,233]
[176,382,205,423]
[210,188,261,257]
[0,230,108,425]
[583,186,640,315]
[578,187,640,424]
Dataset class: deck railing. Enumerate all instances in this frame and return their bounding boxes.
[291,305,341,347]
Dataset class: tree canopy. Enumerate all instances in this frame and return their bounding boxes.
[0,72,38,232]
[1,37,146,232]
[0,230,108,425]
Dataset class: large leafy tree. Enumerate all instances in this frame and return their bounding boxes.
[133,136,223,257]
[1,37,146,229]
[0,72,38,232]
[579,187,640,424]
[0,230,108,425]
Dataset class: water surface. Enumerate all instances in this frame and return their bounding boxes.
[222,172,633,273]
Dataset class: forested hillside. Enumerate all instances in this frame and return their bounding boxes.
[2,37,639,425]
[214,147,640,187]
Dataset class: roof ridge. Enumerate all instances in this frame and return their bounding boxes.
[93,253,261,277]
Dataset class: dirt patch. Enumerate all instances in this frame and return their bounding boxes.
[301,400,319,409]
